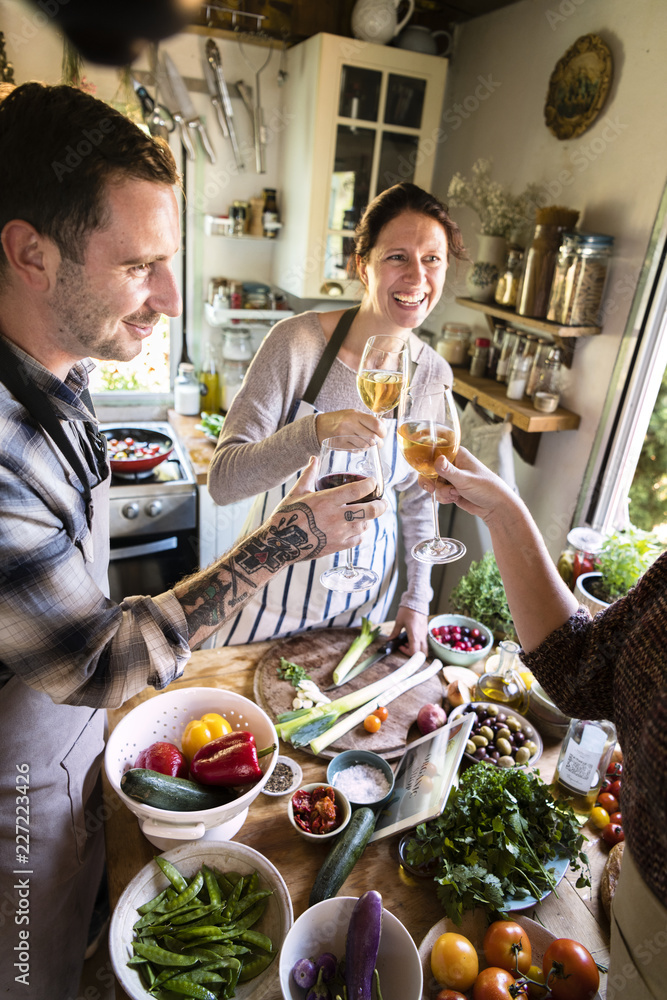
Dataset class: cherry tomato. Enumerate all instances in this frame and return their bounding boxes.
[589,806,610,829]
[597,791,619,814]
[607,761,623,776]
[430,932,479,991]
[372,706,389,722]
[601,822,624,847]
[363,714,382,733]
[598,776,612,795]
[543,939,599,1000]
[608,779,622,800]
[435,992,467,1000]
[483,920,533,975]
[472,967,521,1000]
[124,437,134,445]
[526,965,548,999]
[609,811,622,825]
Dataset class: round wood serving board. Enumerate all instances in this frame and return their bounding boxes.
[253,628,446,760]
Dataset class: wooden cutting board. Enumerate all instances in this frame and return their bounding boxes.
[253,628,446,760]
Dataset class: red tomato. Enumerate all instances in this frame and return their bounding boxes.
[435,992,467,1000]
[483,920,533,975]
[472,967,521,1000]
[607,761,623,776]
[596,791,619,814]
[543,939,599,1000]
[598,776,612,794]
[135,741,189,778]
[608,779,622,800]
[601,822,624,846]
[609,811,622,825]
[124,437,134,445]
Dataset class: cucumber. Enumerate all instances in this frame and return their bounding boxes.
[309,807,376,906]
[120,768,237,812]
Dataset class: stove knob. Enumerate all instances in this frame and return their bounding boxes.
[122,502,140,520]
[146,500,163,517]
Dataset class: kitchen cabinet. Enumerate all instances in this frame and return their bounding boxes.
[273,33,448,300]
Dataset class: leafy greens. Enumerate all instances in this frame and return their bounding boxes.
[404,763,590,925]
[449,551,516,638]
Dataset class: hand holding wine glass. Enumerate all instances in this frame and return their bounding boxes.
[397,382,466,564]
[357,335,409,416]
[316,435,384,592]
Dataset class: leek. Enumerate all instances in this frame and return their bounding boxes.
[332,617,381,686]
[276,651,426,748]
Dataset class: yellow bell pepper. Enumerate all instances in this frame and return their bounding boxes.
[182,712,233,762]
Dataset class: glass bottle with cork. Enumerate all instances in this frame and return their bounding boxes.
[550,717,617,823]
[475,640,529,714]
[262,188,279,238]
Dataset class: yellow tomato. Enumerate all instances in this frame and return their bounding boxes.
[430,932,479,991]
[182,713,232,761]
[526,964,548,998]
[590,805,610,829]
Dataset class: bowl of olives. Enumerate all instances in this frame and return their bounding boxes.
[448,701,543,768]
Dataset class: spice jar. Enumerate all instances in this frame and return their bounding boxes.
[547,231,614,326]
[222,329,253,362]
[533,347,562,412]
[469,337,491,377]
[495,327,519,383]
[437,323,471,366]
[231,201,248,236]
[174,362,201,416]
[486,323,506,379]
[506,348,532,401]
[525,338,552,397]
[550,718,617,823]
[494,245,524,307]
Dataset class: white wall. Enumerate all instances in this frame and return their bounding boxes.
[428,0,667,570]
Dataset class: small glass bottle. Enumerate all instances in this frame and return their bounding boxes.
[494,245,524,307]
[486,323,506,379]
[437,322,471,366]
[506,343,532,401]
[469,337,491,377]
[496,328,519,383]
[174,362,201,416]
[262,188,279,238]
[199,342,220,415]
[516,223,563,318]
[231,201,248,236]
[533,347,562,412]
[475,640,529,714]
[550,718,617,823]
[221,359,249,413]
[525,338,552,397]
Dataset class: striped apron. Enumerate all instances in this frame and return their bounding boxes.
[213,309,413,646]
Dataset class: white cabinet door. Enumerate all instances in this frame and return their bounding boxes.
[198,487,254,569]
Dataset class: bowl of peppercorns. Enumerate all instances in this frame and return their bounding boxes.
[261,755,303,797]
[428,614,494,666]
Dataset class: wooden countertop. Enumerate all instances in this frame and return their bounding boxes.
[167,409,217,485]
[104,643,611,999]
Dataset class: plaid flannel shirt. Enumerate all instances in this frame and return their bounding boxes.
[0,337,190,708]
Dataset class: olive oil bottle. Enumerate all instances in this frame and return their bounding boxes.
[475,640,529,714]
[550,718,617,823]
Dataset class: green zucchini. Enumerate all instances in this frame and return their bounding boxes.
[309,807,376,906]
[120,768,237,812]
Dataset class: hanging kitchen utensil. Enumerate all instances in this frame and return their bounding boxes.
[205,39,244,172]
[157,57,195,161]
[237,38,272,173]
[131,75,175,138]
[162,51,216,163]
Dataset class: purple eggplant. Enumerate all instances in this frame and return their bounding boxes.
[344,890,382,1000]
[292,957,317,990]
[316,952,338,983]
[306,967,330,1000]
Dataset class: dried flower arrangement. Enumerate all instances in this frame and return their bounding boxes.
[448,159,539,240]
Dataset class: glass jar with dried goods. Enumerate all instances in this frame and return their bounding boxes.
[547,231,614,326]
[437,322,471,366]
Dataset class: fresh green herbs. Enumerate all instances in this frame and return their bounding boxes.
[276,658,311,685]
[449,551,516,638]
[595,524,664,601]
[197,412,225,439]
[404,763,590,925]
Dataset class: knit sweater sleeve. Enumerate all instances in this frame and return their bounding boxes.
[207,313,324,505]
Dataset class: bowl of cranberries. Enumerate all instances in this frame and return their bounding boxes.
[427,614,494,666]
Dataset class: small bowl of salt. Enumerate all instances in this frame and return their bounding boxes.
[326,750,395,809]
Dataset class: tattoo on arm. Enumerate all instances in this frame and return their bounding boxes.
[176,500,327,643]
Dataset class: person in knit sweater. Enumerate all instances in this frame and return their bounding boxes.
[424,445,666,1000]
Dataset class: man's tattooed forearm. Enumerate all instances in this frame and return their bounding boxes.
[178,562,258,636]
[235,504,327,571]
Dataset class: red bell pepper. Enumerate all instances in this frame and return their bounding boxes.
[134,741,189,779]
[190,731,276,786]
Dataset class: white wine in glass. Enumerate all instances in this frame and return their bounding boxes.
[316,435,384,592]
[398,382,466,564]
[357,335,409,416]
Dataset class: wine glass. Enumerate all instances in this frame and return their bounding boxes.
[357,335,409,417]
[397,382,467,564]
[316,435,384,592]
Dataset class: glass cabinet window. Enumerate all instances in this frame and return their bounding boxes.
[323,234,357,281]
[328,124,375,230]
[384,74,426,129]
[338,65,381,121]
[377,132,420,192]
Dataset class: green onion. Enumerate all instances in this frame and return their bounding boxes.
[332,617,381,686]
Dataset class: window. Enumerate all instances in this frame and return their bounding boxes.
[88,314,171,393]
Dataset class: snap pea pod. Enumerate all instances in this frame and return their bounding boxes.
[231,889,272,920]
[203,865,222,908]
[132,942,197,966]
[136,886,171,915]
[242,870,258,897]
[155,856,188,892]
[238,928,273,952]
[232,898,268,930]
[157,870,205,912]
[153,975,218,1000]
[222,875,244,920]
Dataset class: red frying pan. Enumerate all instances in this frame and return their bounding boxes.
[103,427,174,474]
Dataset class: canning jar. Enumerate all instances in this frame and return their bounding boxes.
[221,359,249,413]
[547,231,614,326]
[436,323,471,366]
[222,329,253,362]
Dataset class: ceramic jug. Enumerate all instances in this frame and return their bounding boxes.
[351,0,415,45]
[395,24,452,56]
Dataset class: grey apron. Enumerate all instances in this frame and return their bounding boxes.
[0,357,111,998]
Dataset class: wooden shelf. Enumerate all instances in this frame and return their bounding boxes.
[455,297,600,338]
[452,371,581,433]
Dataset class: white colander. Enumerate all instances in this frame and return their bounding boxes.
[104,687,278,845]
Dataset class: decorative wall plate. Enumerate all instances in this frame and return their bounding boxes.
[545,34,613,140]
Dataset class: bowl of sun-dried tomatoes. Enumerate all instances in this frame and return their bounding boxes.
[287,782,351,842]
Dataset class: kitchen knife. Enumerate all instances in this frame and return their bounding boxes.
[205,39,244,172]
[324,631,409,690]
[163,51,216,164]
